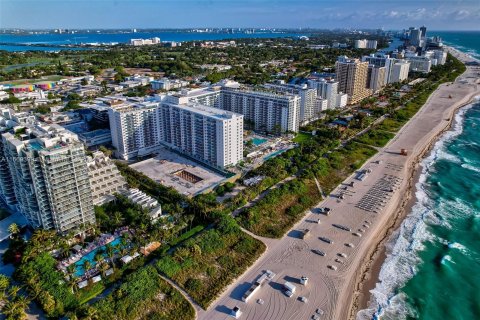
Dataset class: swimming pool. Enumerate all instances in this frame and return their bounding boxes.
[74,237,121,277]
[264,149,286,161]
[251,138,267,146]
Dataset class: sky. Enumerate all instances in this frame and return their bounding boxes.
[1,0,479,30]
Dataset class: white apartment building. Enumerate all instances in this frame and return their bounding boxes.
[367,65,386,93]
[354,39,378,49]
[263,83,318,123]
[180,87,222,108]
[407,56,432,73]
[315,98,328,113]
[362,53,396,84]
[308,78,348,109]
[391,61,411,83]
[156,81,300,134]
[336,93,348,108]
[119,188,163,221]
[87,151,127,205]
[433,50,447,65]
[151,78,189,91]
[1,122,95,233]
[108,102,161,160]
[130,37,161,46]
[219,88,300,133]
[157,100,243,168]
[424,50,447,66]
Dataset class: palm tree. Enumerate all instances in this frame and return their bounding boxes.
[66,264,77,279]
[82,261,92,274]
[0,274,10,294]
[8,223,20,237]
[94,253,103,267]
[1,301,18,318]
[82,305,99,320]
[120,236,129,249]
[59,242,71,259]
[14,295,30,311]
[67,276,78,294]
[8,285,21,299]
[98,261,109,277]
[113,212,123,227]
[105,244,116,269]
[27,281,42,300]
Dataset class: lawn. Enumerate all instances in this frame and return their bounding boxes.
[293,132,313,143]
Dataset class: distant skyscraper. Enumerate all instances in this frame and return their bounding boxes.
[354,39,378,49]
[420,26,427,38]
[335,56,372,104]
[409,28,421,47]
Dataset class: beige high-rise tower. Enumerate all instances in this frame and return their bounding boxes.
[335,56,373,104]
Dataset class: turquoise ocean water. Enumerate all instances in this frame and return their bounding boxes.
[358,32,480,320]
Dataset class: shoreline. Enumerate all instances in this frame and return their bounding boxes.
[197,45,479,320]
[348,46,480,318]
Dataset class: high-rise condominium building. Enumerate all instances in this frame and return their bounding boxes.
[335,56,373,104]
[219,88,300,133]
[409,28,421,47]
[406,56,432,73]
[420,26,427,38]
[109,101,161,160]
[1,123,95,233]
[367,65,386,93]
[263,83,318,123]
[157,100,243,168]
[308,78,347,109]
[362,53,396,84]
[161,81,300,134]
[354,39,378,49]
[390,61,411,83]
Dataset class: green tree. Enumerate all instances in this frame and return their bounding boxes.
[8,223,19,237]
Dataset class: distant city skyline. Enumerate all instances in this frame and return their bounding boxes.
[1,0,479,30]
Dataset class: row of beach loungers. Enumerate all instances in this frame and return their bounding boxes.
[356,174,402,212]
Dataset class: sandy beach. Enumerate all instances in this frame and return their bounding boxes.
[196,47,480,320]
[351,47,480,319]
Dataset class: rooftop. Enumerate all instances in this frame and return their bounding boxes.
[163,102,243,120]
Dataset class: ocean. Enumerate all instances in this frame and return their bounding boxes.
[358,31,480,320]
[0,31,306,51]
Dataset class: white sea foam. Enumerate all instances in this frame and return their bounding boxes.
[356,104,476,320]
[448,242,468,255]
[441,255,455,265]
[461,163,480,174]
